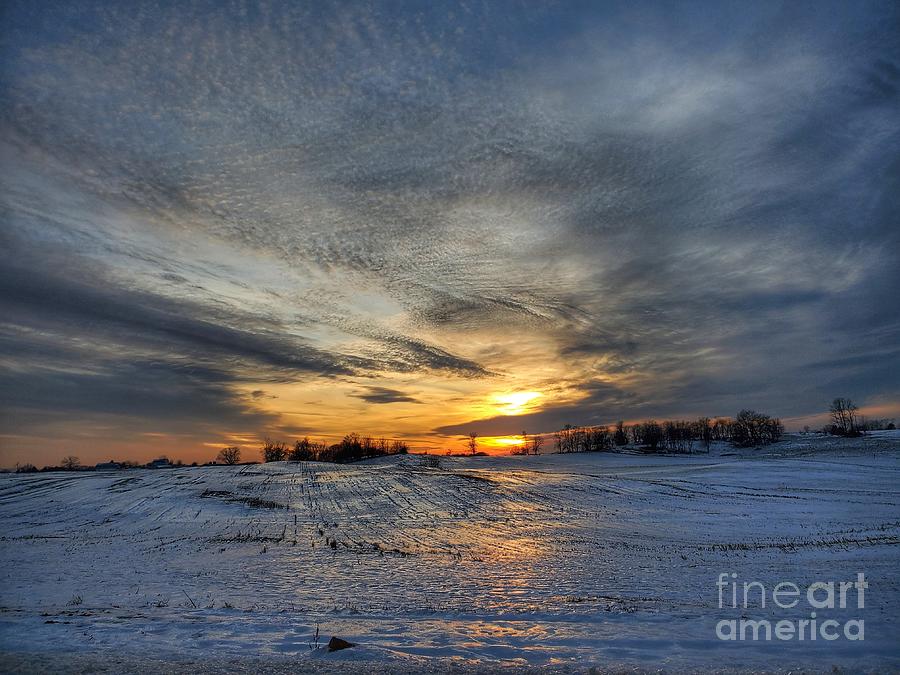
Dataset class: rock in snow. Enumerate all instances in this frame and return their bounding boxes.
[327,636,355,652]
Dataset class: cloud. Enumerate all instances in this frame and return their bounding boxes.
[0,318,281,442]
[353,387,422,405]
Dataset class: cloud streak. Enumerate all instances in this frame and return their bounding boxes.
[354,387,422,405]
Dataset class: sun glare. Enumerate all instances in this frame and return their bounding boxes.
[493,391,542,416]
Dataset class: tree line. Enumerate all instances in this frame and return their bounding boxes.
[13,396,895,472]
[825,398,895,436]
[508,409,785,456]
[225,433,411,465]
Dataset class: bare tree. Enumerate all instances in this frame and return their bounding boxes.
[466,432,478,455]
[61,456,81,470]
[554,424,577,453]
[613,420,628,446]
[261,438,288,462]
[633,420,663,450]
[217,446,241,465]
[288,438,316,461]
[829,398,860,436]
[529,433,544,455]
[695,417,713,452]
[730,410,784,447]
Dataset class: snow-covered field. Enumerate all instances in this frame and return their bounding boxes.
[1,433,899,673]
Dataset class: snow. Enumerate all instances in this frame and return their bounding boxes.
[1,433,899,672]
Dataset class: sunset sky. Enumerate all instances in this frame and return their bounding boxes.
[2,1,899,467]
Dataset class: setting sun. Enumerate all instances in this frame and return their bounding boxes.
[484,436,526,448]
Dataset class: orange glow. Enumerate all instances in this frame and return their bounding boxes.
[475,436,528,453]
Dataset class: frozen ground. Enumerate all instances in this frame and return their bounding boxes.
[1,433,899,673]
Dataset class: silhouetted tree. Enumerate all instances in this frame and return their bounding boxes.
[510,431,529,455]
[217,446,241,465]
[662,420,694,453]
[312,433,409,463]
[548,424,613,454]
[828,398,861,436]
[554,424,579,453]
[510,431,528,456]
[613,420,628,446]
[466,432,478,455]
[390,440,409,455]
[288,438,315,461]
[261,438,288,462]
[633,420,663,450]
[730,410,783,447]
[712,418,731,441]
[590,426,613,452]
[61,456,81,470]
[695,418,713,452]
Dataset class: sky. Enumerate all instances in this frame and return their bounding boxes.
[1,0,899,467]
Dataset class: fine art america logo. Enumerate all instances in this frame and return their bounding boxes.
[715,572,867,641]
